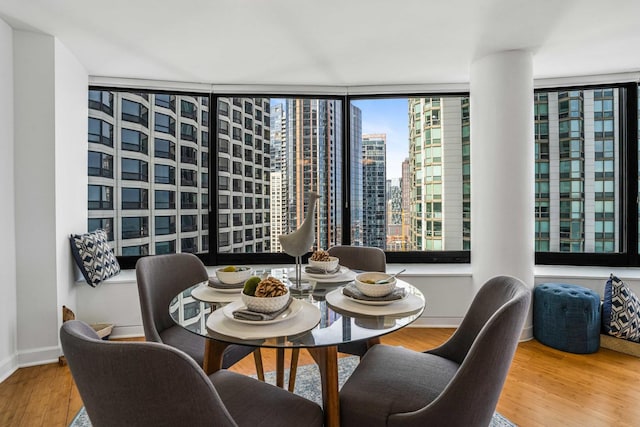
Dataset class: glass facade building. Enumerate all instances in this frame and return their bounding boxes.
[362,134,387,248]
[534,88,619,253]
[408,97,467,251]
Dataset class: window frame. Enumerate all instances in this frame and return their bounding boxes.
[94,84,639,269]
[534,82,639,267]
[209,92,471,267]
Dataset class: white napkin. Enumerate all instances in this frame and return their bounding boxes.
[233,297,293,321]
[305,265,341,275]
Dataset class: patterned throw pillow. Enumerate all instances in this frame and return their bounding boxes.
[70,229,120,287]
[603,275,640,342]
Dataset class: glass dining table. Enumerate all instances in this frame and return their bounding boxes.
[169,267,425,427]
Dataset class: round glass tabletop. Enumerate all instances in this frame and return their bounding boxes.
[169,276,425,349]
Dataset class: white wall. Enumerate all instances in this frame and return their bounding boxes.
[13,30,87,369]
[0,17,18,383]
[75,264,640,339]
[53,38,88,336]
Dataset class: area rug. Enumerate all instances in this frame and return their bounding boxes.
[70,356,516,426]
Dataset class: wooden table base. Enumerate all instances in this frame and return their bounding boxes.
[307,346,340,427]
[204,338,379,427]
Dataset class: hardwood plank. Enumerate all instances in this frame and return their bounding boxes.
[2,328,640,427]
[0,366,35,426]
[18,364,60,427]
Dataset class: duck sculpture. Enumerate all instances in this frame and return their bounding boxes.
[279,191,320,287]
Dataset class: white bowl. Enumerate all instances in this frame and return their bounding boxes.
[215,266,253,284]
[354,272,397,297]
[241,288,290,313]
[308,256,339,272]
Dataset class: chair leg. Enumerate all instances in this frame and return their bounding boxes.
[288,348,300,392]
[253,348,265,381]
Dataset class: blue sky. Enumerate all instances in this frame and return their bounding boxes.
[352,98,409,180]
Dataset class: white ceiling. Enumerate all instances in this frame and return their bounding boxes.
[1,0,640,87]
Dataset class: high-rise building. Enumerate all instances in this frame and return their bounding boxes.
[215,97,271,254]
[401,158,411,249]
[362,134,387,248]
[284,99,343,251]
[88,91,210,256]
[534,89,619,252]
[270,103,287,253]
[386,178,403,250]
[270,170,284,252]
[408,98,465,251]
[461,99,471,250]
[350,105,363,246]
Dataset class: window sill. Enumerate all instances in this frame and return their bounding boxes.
[77,263,640,287]
[535,265,640,281]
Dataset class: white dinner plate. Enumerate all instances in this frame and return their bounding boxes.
[208,278,244,293]
[222,298,304,325]
[300,267,357,284]
[303,265,347,279]
[341,288,409,306]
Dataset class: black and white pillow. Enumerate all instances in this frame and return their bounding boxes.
[603,274,640,343]
[70,229,120,287]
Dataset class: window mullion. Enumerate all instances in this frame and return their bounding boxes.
[622,83,639,263]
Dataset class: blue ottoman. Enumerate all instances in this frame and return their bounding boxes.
[534,283,600,354]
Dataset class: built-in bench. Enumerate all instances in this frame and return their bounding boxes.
[600,334,640,357]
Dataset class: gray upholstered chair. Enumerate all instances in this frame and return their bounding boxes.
[61,320,323,427]
[136,253,263,377]
[339,275,531,427]
[327,245,387,274]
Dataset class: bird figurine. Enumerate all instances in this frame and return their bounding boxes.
[279,191,320,287]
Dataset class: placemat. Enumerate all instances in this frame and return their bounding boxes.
[206,299,321,340]
[325,287,424,316]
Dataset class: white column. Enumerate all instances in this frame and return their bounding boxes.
[470,50,534,339]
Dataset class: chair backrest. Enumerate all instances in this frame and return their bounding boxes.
[60,320,236,427]
[328,245,386,272]
[136,253,208,342]
[392,275,531,427]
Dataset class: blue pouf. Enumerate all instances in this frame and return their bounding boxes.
[534,283,600,354]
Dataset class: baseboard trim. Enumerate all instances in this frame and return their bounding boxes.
[520,324,534,342]
[0,353,18,384]
[413,317,463,328]
[17,345,61,368]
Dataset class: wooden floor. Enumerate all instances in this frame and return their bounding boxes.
[1,328,639,426]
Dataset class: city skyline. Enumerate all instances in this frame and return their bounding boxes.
[87,89,623,256]
[274,98,409,180]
